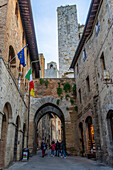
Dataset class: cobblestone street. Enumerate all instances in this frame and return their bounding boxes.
[5,150,113,170]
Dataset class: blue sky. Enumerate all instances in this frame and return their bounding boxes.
[31,0,91,69]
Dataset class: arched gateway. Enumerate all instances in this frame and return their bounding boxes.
[29,96,76,154]
[33,103,65,153]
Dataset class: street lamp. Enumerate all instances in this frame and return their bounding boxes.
[103,70,113,85]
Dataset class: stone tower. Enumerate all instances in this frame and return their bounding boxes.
[57,5,79,78]
[39,53,45,78]
[45,61,59,78]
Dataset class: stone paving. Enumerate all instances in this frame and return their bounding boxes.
[5,150,113,170]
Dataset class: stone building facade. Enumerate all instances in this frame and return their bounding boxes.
[51,115,61,142]
[57,5,79,78]
[0,0,40,168]
[37,113,61,148]
[70,0,113,166]
[37,114,52,148]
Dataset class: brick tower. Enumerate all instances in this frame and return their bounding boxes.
[57,5,79,78]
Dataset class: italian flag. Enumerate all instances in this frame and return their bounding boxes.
[25,68,35,97]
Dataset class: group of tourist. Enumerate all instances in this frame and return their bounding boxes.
[41,140,66,158]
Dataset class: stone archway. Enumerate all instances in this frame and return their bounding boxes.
[29,96,76,154]
[106,110,113,143]
[33,103,65,153]
[85,116,96,156]
[0,102,12,168]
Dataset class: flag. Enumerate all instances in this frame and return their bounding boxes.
[17,48,25,67]
[25,68,35,97]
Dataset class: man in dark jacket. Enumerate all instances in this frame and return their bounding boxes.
[41,140,47,157]
[60,141,66,158]
[55,141,60,156]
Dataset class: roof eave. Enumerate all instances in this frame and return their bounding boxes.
[18,0,40,78]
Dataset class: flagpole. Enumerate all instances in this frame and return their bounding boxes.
[8,44,28,64]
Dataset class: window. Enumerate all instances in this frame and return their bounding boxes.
[96,21,100,37]
[50,64,53,69]
[83,48,87,62]
[100,52,106,71]
[86,76,90,92]
[79,89,82,104]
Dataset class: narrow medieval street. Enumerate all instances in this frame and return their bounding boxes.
[0,0,113,169]
[5,150,113,170]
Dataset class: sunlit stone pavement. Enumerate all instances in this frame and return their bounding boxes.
[5,150,113,170]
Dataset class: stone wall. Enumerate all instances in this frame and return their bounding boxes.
[74,0,113,166]
[0,0,31,94]
[0,58,28,168]
[57,5,79,78]
[28,78,78,155]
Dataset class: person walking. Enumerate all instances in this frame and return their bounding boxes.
[60,141,66,158]
[51,141,56,157]
[55,141,60,157]
[41,139,47,157]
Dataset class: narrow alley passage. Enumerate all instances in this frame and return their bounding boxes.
[5,150,113,170]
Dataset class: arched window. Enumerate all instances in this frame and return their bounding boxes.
[100,52,106,71]
[50,64,53,69]
[107,110,113,142]
[9,46,16,64]
[8,46,16,78]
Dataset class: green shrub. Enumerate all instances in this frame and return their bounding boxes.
[57,87,63,96]
[57,82,63,96]
[45,79,49,88]
[56,99,60,105]
[40,78,44,85]
[72,84,76,92]
[63,83,71,92]
[60,96,63,101]
[65,94,70,99]
[70,98,74,105]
